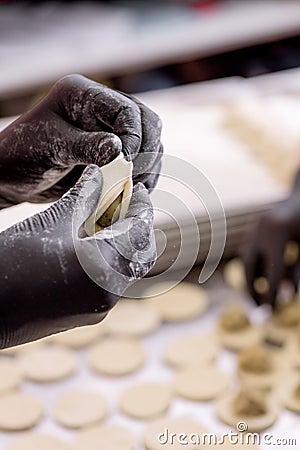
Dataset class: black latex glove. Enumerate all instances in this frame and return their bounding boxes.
[0,74,162,208]
[244,172,300,307]
[0,165,155,349]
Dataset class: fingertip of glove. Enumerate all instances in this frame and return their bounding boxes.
[131,182,152,210]
[101,133,122,153]
[92,133,122,167]
[74,132,122,167]
[133,182,147,193]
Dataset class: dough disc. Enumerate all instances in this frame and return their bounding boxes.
[266,319,298,345]
[144,282,208,322]
[0,358,22,393]
[88,337,145,376]
[218,326,263,352]
[105,300,161,337]
[164,334,218,368]
[72,424,135,450]
[266,301,300,344]
[173,366,229,401]
[0,392,43,431]
[216,393,279,432]
[119,382,172,419]
[144,416,207,450]
[18,346,77,382]
[51,323,106,348]
[53,390,108,429]
[7,433,69,450]
[238,345,289,391]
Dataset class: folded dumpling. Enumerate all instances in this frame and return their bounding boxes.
[85,154,133,236]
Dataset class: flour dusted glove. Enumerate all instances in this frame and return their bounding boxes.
[244,171,300,307]
[0,74,163,208]
[0,165,155,349]
[120,92,163,191]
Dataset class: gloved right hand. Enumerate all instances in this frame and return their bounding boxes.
[0,74,163,208]
[0,165,156,349]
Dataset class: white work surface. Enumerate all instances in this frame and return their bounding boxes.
[0,275,299,450]
[1,0,300,98]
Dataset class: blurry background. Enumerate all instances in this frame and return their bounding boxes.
[1,0,300,116]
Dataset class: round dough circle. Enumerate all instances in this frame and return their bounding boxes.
[266,319,299,345]
[88,338,145,376]
[7,433,69,450]
[18,346,77,382]
[266,302,300,344]
[223,258,246,290]
[216,393,279,432]
[0,392,43,430]
[173,366,229,401]
[164,334,218,368]
[120,382,172,419]
[72,423,135,450]
[105,300,161,337]
[51,323,106,348]
[218,326,263,352]
[53,390,108,429]
[144,282,208,322]
[144,416,207,450]
[238,347,287,391]
[0,358,22,393]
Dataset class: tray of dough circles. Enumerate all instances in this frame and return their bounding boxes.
[0,260,300,450]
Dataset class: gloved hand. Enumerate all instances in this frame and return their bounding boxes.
[244,171,300,307]
[0,165,156,349]
[0,74,162,208]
